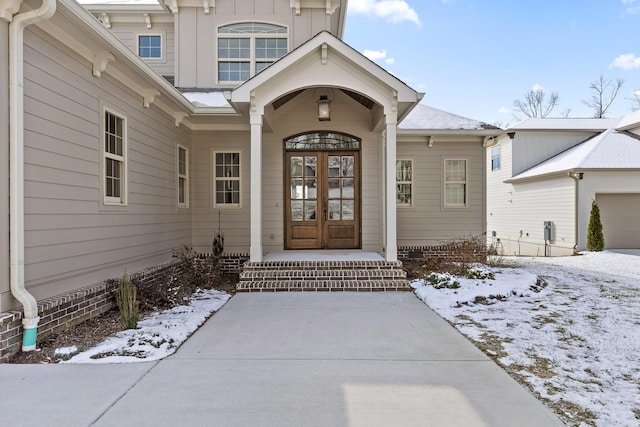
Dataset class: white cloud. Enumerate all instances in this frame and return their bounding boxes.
[349,0,421,25]
[611,53,640,70]
[622,0,640,14]
[498,106,509,114]
[363,49,387,61]
[531,84,545,92]
[385,57,395,65]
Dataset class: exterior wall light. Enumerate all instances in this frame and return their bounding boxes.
[318,95,331,121]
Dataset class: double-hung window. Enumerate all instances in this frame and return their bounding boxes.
[214,152,240,207]
[217,22,288,83]
[138,35,162,59]
[396,159,413,207]
[491,145,501,171]
[177,145,189,208]
[444,159,467,208]
[104,110,126,204]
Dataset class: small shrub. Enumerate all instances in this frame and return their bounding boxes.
[465,267,495,280]
[586,200,604,251]
[424,272,461,289]
[116,275,139,329]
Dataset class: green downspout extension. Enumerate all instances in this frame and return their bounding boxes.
[9,0,57,351]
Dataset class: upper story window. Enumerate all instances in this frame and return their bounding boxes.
[217,22,288,83]
[491,145,501,171]
[138,35,162,59]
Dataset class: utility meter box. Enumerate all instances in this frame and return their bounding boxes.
[544,221,553,241]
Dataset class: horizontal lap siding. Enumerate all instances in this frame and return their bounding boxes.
[0,21,8,309]
[190,132,251,254]
[397,139,485,246]
[6,29,192,309]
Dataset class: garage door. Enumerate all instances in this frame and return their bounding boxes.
[596,193,640,249]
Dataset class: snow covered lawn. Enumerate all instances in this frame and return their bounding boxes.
[60,289,230,364]
[412,251,640,427]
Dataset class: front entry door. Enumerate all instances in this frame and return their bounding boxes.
[285,151,360,249]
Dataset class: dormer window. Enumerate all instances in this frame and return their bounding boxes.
[138,35,162,59]
[217,22,288,83]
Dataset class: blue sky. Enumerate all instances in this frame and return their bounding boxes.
[343,0,640,126]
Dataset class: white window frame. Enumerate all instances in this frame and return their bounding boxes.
[136,33,165,62]
[213,151,241,208]
[443,158,468,209]
[216,22,289,84]
[177,144,189,208]
[102,108,127,206]
[396,159,413,207]
[491,145,501,171]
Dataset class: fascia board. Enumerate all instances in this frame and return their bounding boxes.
[398,129,504,137]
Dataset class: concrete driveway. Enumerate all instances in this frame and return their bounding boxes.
[1,293,563,426]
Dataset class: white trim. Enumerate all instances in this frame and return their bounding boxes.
[212,150,242,208]
[396,158,413,208]
[136,31,165,62]
[443,157,468,209]
[102,106,128,206]
[177,144,189,208]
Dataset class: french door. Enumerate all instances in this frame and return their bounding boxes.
[285,151,360,249]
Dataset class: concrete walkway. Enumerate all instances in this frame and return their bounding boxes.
[1,293,564,426]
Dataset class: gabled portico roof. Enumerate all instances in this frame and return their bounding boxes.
[228,31,423,124]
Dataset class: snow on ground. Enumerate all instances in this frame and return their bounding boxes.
[412,251,640,427]
[62,289,230,364]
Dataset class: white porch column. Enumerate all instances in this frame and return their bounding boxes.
[384,115,398,262]
[250,112,263,262]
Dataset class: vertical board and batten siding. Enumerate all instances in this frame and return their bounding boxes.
[0,21,10,310]
[396,138,485,246]
[512,131,597,175]
[109,22,175,78]
[176,0,335,88]
[190,132,251,253]
[0,28,192,311]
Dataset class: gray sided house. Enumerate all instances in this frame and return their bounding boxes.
[0,0,500,360]
[487,113,640,256]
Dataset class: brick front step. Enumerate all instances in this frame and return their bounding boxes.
[237,260,410,292]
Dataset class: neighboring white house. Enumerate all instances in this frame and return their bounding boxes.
[487,112,640,256]
[0,0,502,359]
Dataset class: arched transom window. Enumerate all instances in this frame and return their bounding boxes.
[217,22,288,83]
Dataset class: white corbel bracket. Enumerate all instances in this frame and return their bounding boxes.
[144,13,151,29]
[321,43,328,65]
[100,13,111,29]
[174,112,188,127]
[142,89,160,108]
[427,136,434,148]
[92,51,115,78]
[290,0,300,15]
[166,0,178,14]
[0,0,22,22]
[203,0,214,14]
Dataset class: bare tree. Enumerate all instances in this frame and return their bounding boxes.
[582,75,624,118]
[513,87,560,119]
[631,90,640,112]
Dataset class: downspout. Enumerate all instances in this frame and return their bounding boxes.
[9,0,56,351]
[568,172,580,255]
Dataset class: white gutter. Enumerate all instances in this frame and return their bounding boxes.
[9,0,56,351]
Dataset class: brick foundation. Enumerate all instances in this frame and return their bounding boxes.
[398,244,487,264]
[0,260,179,363]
